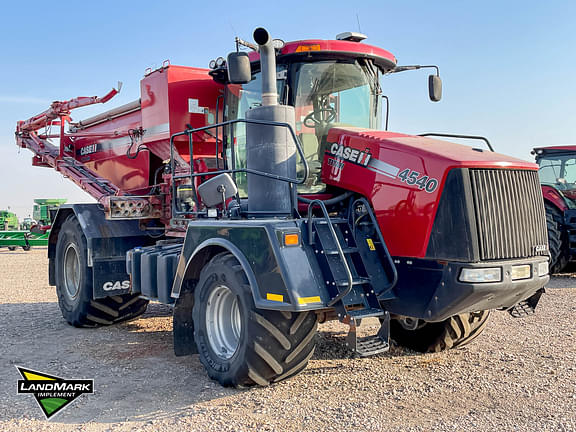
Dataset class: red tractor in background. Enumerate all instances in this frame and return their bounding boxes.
[534,145,576,272]
[15,27,550,387]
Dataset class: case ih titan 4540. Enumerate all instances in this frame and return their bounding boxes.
[16,28,549,387]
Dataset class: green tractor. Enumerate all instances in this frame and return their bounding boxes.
[0,210,19,231]
[32,199,67,226]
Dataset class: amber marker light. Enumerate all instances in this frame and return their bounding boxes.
[295,44,321,52]
[284,233,300,246]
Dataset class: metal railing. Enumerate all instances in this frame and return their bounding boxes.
[418,133,494,152]
[169,118,309,219]
[307,199,354,307]
[348,197,398,291]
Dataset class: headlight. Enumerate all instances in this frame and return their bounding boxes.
[459,267,502,283]
[537,261,549,277]
[511,264,531,281]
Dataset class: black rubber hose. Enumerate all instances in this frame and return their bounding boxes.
[297,191,353,206]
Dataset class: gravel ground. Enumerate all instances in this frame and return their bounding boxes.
[0,248,575,431]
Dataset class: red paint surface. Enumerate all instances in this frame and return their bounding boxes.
[71,66,224,193]
[323,128,538,258]
[541,185,568,211]
[248,39,397,71]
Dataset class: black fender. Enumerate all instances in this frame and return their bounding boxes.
[172,238,260,300]
[171,220,328,356]
[48,204,157,298]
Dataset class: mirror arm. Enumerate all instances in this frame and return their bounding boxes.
[392,64,440,76]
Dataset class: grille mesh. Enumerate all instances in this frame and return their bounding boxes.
[469,169,548,260]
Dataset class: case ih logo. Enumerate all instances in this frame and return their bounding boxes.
[16,366,94,420]
[329,143,372,166]
[534,244,547,253]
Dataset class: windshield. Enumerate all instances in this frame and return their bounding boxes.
[291,60,381,192]
[292,60,380,130]
[538,154,576,189]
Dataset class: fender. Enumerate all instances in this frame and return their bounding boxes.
[172,238,261,301]
[171,219,328,311]
[48,204,156,298]
[171,221,329,357]
[542,185,568,212]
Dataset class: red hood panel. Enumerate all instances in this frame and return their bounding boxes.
[321,127,538,258]
[328,128,536,169]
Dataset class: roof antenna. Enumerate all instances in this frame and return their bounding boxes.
[356,13,362,33]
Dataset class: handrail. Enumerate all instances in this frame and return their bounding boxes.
[418,133,494,152]
[169,117,309,218]
[307,199,354,307]
[348,197,398,291]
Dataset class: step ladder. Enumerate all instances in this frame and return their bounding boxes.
[306,199,397,356]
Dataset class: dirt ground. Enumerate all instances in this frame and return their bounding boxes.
[0,248,575,431]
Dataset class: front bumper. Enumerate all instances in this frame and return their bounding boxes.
[381,256,549,322]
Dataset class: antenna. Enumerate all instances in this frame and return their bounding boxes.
[356,13,362,33]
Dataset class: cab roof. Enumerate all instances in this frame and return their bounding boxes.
[247,39,397,72]
[533,145,576,156]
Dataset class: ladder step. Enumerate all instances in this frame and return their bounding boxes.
[312,218,348,225]
[345,312,390,357]
[355,335,390,357]
[347,308,384,319]
[324,247,358,255]
[335,277,370,287]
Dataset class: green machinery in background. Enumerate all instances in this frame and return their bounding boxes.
[0,231,50,251]
[33,199,67,225]
[0,210,19,231]
[0,199,67,251]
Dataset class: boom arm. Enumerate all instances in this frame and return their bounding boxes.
[17,85,121,133]
[15,85,124,202]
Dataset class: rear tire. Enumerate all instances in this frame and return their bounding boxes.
[8,246,16,251]
[545,203,568,273]
[55,215,148,327]
[193,252,317,387]
[390,311,491,353]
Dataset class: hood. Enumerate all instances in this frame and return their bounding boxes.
[327,127,537,171]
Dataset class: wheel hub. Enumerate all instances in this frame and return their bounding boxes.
[397,316,421,331]
[205,285,241,360]
[63,243,81,299]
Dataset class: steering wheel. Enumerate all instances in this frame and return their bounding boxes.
[303,107,337,128]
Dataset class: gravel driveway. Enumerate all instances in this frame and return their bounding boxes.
[1,248,575,431]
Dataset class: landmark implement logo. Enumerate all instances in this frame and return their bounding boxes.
[16,366,94,419]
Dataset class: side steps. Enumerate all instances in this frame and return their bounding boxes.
[346,312,391,357]
[307,199,397,356]
[507,289,544,318]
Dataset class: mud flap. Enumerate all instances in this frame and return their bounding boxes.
[92,260,132,298]
[173,289,197,356]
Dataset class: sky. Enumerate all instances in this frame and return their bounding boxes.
[1,0,575,219]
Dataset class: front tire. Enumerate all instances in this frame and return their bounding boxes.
[55,215,149,327]
[193,252,317,387]
[545,203,568,273]
[390,311,491,353]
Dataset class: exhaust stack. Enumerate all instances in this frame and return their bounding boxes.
[253,27,278,107]
[246,27,296,216]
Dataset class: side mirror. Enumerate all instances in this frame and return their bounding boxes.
[227,52,251,84]
[428,75,442,102]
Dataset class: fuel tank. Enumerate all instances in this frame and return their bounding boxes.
[321,128,548,262]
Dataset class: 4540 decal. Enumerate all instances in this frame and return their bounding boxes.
[397,169,438,193]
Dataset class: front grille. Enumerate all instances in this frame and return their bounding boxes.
[469,169,548,260]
